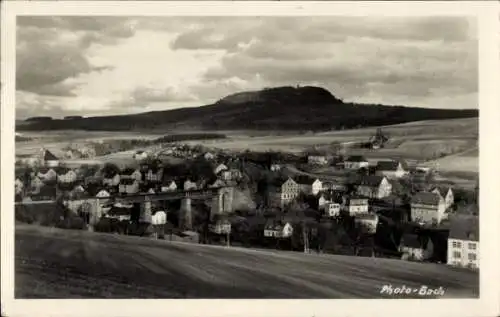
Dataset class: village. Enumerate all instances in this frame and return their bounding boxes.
[14,132,480,272]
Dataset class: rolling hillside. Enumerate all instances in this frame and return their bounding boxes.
[17,86,478,132]
[16,224,479,298]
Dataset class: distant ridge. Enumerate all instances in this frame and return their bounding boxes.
[17,86,478,132]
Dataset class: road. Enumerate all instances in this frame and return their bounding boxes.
[15,224,478,299]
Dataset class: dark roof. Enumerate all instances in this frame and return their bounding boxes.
[55,167,72,175]
[449,216,479,241]
[358,175,385,187]
[320,190,344,203]
[293,175,318,185]
[31,186,57,200]
[345,155,367,162]
[44,150,58,161]
[348,195,369,202]
[264,218,288,230]
[400,233,430,249]
[376,160,408,171]
[269,175,292,187]
[38,167,54,174]
[120,179,137,185]
[121,167,137,175]
[108,206,132,216]
[431,186,452,197]
[411,192,441,205]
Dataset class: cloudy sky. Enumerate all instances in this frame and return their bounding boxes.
[16,16,478,119]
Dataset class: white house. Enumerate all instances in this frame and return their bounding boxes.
[161,180,178,192]
[308,155,329,166]
[344,155,369,170]
[183,179,198,191]
[103,173,120,187]
[203,152,215,160]
[15,178,24,194]
[344,196,369,216]
[119,179,140,194]
[293,175,322,196]
[410,192,447,226]
[356,175,392,199]
[264,220,293,238]
[56,168,78,184]
[145,167,164,183]
[214,163,228,175]
[375,160,409,179]
[37,168,57,182]
[399,233,434,261]
[133,151,149,161]
[447,216,479,269]
[431,186,455,210]
[325,202,342,218]
[270,164,282,172]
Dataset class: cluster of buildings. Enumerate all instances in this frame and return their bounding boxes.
[15,147,479,270]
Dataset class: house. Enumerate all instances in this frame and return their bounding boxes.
[214,163,228,175]
[431,186,455,210]
[43,149,60,167]
[354,213,379,234]
[30,176,44,193]
[15,178,24,195]
[120,168,142,182]
[151,210,167,225]
[410,192,447,226]
[145,166,164,183]
[293,175,323,196]
[106,206,132,221]
[203,152,215,160]
[183,179,198,191]
[96,189,111,200]
[56,167,78,184]
[324,202,342,218]
[209,214,232,234]
[119,179,140,195]
[270,164,282,172]
[37,168,57,182]
[447,216,479,269]
[344,155,369,170]
[356,175,392,199]
[308,155,329,166]
[321,181,346,192]
[102,170,120,187]
[161,179,178,192]
[318,190,344,210]
[133,150,148,161]
[399,233,434,261]
[263,219,294,238]
[267,176,300,209]
[344,196,369,216]
[375,160,409,179]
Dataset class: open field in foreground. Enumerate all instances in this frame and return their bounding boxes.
[16,224,478,299]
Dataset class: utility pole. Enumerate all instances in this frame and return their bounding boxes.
[303,222,309,253]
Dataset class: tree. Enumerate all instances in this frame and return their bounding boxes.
[101,163,120,177]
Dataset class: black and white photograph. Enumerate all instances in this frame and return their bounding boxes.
[2,1,499,317]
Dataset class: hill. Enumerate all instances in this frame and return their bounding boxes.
[16,224,478,298]
[17,86,478,132]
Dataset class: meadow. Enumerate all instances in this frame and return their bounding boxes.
[16,224,478,299]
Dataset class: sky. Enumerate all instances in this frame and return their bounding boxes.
[16,16,478,119]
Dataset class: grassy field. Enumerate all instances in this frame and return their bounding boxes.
[15,224,479,299]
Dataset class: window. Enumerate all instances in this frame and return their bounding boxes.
[453,251,461,259]
[468,243,476,250]
[457,241,462,248]
[468,253,477,261]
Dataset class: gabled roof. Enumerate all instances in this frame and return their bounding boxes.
[55,167,72,175]
[269,175,293,188]
[264,218,289,230]
[357,175,386,187]
[345,155,368,162]
[376,160,408,171]
[449,216,479,241]
[44,150,58,161]
[38,167,54,174]
[431,186,453,197]
[347,195,369,202]
[411,192,441,205]
[400,233,430,249]
[354,212,378,221]
[294,175,318,185]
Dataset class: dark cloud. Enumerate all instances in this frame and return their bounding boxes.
[16,16,135,97]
